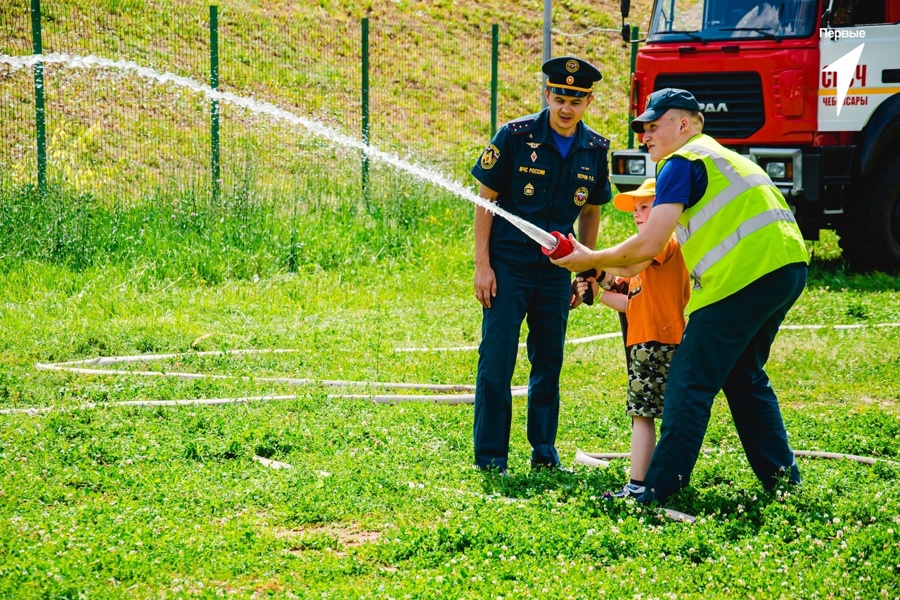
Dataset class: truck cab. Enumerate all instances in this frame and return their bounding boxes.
[611,0,900,271]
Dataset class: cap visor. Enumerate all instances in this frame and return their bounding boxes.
[547,85,591,98]
[612,194,635,212]
[629,108,665,133]
[612,188,655,212]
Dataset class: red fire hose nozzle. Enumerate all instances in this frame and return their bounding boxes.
[541,231,573,259]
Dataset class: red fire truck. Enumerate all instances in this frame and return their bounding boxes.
[610,0,900,271]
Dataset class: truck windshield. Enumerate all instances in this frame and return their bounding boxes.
[648,0,819,42]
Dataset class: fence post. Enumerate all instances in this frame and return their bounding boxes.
[210,3,221,203]
[491,24,498,137]
[627,25,639,150]
[361,17,370,206]
[30,0,47,196]
[541,0,551,110]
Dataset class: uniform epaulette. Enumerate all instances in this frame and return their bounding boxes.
[589,130,610,150]
[508,116,537,135]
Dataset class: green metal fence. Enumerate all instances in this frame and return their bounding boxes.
[1,1,633,205]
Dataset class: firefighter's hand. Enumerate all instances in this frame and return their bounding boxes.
[474,262,497,309]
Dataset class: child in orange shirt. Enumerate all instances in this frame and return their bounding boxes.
[575,179,690,497]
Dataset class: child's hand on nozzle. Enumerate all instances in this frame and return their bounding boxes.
[569,271,599,309]
[576,276,597,297]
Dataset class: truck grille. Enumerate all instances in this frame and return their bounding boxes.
[654,73,764,139]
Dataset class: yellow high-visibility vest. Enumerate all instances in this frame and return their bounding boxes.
[657,134,809,314]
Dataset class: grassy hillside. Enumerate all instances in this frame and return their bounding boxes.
[0,0,653,280]
[1,0,650,197]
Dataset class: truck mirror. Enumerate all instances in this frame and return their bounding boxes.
[820,9,832,28]
[621,0,630,19]
[621,23,631,43]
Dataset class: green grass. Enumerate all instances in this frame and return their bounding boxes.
[0,153,474,281]
[1,200,899,597]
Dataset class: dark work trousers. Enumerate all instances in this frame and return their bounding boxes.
[640,262,808,503]
[474,252,571,470]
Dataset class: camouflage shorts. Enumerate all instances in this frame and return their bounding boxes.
[625,342,678,418]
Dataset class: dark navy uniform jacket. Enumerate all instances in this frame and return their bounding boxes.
[471,108,611,256]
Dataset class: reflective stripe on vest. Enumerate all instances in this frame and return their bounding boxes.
[674,143,793,245]
[691,207,798,283]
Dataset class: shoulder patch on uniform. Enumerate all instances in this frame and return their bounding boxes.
[508,117,537,135]
[589,131,610,149]
[479,143,501,170]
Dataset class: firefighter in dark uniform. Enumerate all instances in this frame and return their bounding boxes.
[471,56,611,474]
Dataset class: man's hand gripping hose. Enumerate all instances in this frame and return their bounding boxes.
[541,231,573,259]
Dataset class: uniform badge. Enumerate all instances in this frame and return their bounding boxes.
[566,76,574,85]
[526,142,541,149]
[524,183,534,196]
[530,151,538,162]
[479,144,500,170]
[566,59,579,73]
[574,186,588,206]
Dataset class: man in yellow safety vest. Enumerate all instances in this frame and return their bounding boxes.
[552,88,809,504]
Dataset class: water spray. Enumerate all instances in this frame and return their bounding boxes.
[0,53,574,258]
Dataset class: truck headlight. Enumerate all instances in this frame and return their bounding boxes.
[626,158,646,175]
[764,161,788,180]
[749,149,801,196]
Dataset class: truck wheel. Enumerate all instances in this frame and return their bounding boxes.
[839,155,900,273]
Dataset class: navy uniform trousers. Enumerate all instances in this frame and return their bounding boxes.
[640,262,808,503]
[473,251,571,471]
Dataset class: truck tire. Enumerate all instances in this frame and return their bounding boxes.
[839,154,900,273]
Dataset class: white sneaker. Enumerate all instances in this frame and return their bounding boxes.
[609,482,645,498]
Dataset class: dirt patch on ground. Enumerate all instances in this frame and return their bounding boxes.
[276,523,384,557]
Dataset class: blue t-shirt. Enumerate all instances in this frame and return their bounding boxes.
[550,129,575,160]
[653,156,708,209]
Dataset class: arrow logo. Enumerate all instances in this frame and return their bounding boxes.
[822,42,865,116]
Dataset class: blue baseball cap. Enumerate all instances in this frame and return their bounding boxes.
[630,88,702,133]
